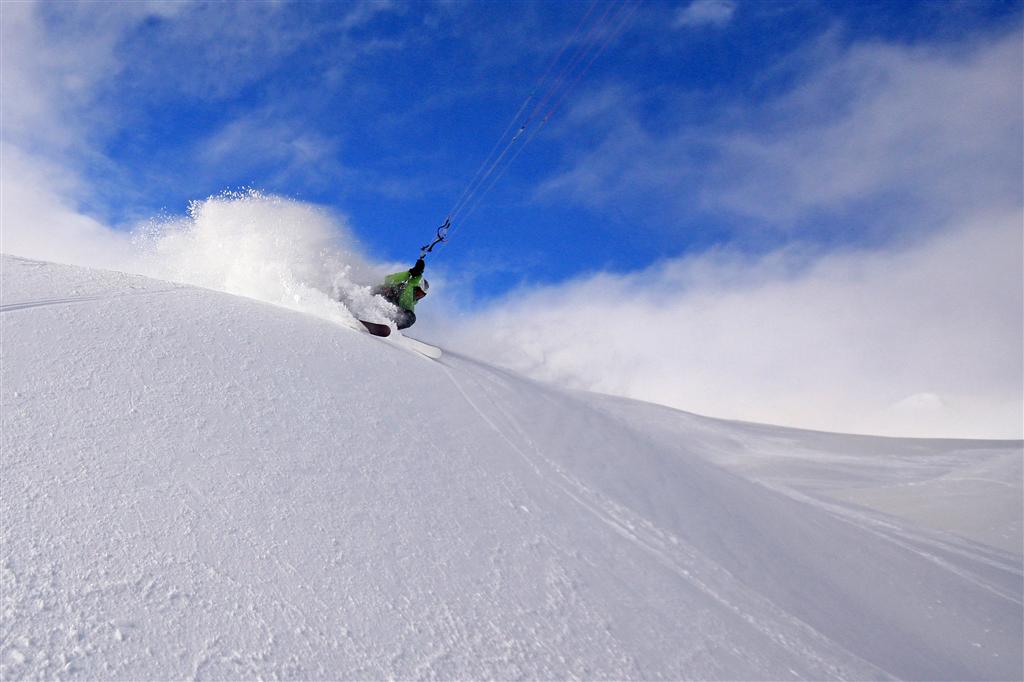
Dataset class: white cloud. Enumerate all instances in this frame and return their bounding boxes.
[543,32,1023,234]
[675,0,736,29]
[439,211,1023,439]
[1,2,142,152]
[0,143,134,270]
[0,0,411,243]
[707,35,1023,227]
[0,2,172,268]
[0,2,344,267]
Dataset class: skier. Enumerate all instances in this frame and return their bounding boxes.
[374,257,429,330]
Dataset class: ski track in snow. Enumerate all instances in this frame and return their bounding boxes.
[440,360,888,679]
[0,289,181,315]
[1,255,1021,681]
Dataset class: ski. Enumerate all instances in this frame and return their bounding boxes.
[356,320,440,359]
[359,319,391,337]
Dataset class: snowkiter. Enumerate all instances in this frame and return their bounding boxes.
[374,257,428,330]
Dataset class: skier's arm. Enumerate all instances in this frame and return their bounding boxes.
[384,259,424,285]
[409,257,425,277]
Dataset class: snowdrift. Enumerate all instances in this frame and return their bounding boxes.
[1,255,1021,680]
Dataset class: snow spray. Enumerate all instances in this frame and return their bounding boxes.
[130,190,396,326]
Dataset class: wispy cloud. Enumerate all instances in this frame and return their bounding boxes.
[706,34,1023,229]
[543,31,1022,237]
[0,1,405,237]
[0,1,172,264]
[339,0,399,30]
[197,112,347,190]
[675,0,737,29]
[1,2,175,152]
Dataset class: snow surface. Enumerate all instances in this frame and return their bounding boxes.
[1,254,1021,680]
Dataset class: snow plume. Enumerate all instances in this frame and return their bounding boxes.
[130,190,395,327]
[0,182,399,328]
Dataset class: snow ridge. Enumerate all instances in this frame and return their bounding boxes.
[2,255,1021,680]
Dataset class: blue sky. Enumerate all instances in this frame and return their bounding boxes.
[12,0,1022,292]
[2,0,1022,437]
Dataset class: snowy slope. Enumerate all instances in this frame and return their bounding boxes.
[1,255,1021,681]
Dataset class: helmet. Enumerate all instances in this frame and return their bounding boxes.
[414,278,429,298]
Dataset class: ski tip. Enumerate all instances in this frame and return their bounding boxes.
[395,334,443,359]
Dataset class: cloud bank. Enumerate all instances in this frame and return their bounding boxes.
[439,211,1022,439]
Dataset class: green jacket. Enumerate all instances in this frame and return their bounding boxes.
[382,271,424,312]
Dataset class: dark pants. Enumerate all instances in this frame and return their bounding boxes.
[394,308,416,330]
[372,286,416,329]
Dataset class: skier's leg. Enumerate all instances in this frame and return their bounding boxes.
[395,309,416,330]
